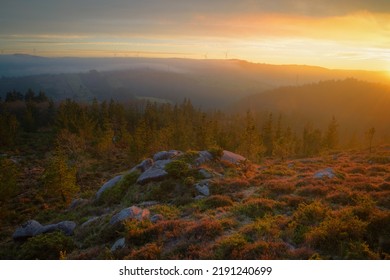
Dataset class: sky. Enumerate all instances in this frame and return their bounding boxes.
[0,0,390,71]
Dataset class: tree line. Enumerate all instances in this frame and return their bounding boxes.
[1,90,372,163]
[0,90,378,207]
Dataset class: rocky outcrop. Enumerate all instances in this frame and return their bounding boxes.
[221,150,246,164]
[96,175,123,200]
[42,221,76,236]
[136,166,168,185]
[110,206,150,225]
[13,220,76,241]
[13,220,44,241]
[194,180,210,196]
[314,167,335,179]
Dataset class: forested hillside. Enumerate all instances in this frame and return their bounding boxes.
[1,79,389,260]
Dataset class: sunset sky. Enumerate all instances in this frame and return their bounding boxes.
[1,0,389,70]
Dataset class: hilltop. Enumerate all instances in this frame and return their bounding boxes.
[1,147,389,260]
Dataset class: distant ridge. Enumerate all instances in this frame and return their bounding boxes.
[0,56,389,108]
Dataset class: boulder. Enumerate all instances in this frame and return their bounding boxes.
[136,159,171,185]
[96,175,123,200]
[154,159,172,169]
[194,180,210,196]
[13,220,76,241]
[314,167,335,179]
[42,221,76,236]
[13,220,44,241]
[153,150,182,161]
[68,198,88,210]
[110,206,150,225]
[111,237,126,252]
[153,151,170,161]
[199,169,213,179]
[221,150,246,164]
[131,158,153,173]
[81,216,100,228]
[195,151,213,165]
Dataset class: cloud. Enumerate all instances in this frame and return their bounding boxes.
[2,0,390,35]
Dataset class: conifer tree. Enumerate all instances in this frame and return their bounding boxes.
[42,149,79,206]
[325,116,339,150]
[262,113,274,156]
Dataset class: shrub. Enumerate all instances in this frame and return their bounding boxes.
[214,234,247,259]
[210,178,250,195]
[238,240,290,259]
[262,181,295,198]
[184,219,223,241]
[305,211,368,258]
[262,165,295,177]
[149,204,180,220]
[240,215,285,242]
[235,198,277,219]
[203,195,234,209]
[0,158,19,202]
[99,172,139,205]
[125,243,161,260]
[289,201,330,244]
[19,232,75,259]
[165,160,190,178]
[125,220,154,246]
[208,146,223,159]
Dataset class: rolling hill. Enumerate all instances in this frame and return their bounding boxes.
[1,55,389,108]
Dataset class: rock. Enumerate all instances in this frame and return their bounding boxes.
[110,206,150,225]
[68,198,88,210]
[195,151,213,165]
[154,159,172,169]
[13,220,76,241]
[111,237,126,252]
[136,167,168,185]
[153,151,170,161]
[96,175,123,200]
[150,214,164,223]
[81,216,100,228]
[153,150,182,161]
[134,158,154,172]
[42,221,76,236]
[199,169,213,179]
[194,180,210,196]
[314,168,335,179]
[13,220,44,241]
[194,195,206,200]
[221,150,246,164]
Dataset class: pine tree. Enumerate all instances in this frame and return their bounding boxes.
[262,113,274,156]
[325,116,339,150]
[237,110,264,161]
[0,158,19,203]
[366,127,376,153]
[42,149,79,206]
